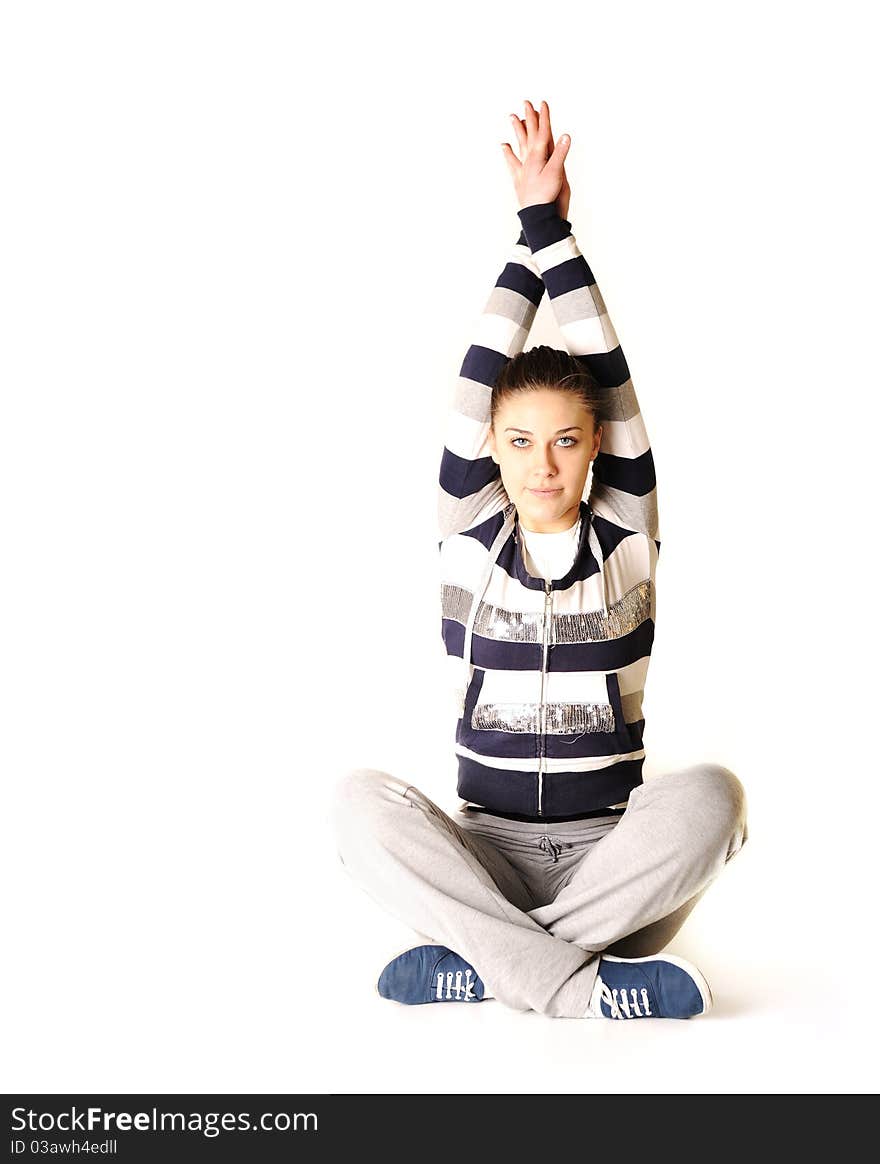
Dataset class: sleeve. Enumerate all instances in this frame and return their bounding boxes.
[437,225,545,541]
[517,201,659,543]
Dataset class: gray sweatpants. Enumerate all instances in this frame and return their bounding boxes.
[331,763,748,1019]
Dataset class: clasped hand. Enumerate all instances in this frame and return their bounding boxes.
[502,98,572,219]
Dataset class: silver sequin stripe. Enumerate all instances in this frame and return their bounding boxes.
[471,701,616,734]
[441,579,653,644]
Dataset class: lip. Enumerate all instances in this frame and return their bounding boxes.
[528,488,563,497]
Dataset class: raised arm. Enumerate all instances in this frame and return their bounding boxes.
[437,225,544,540]
[517,202,658,542]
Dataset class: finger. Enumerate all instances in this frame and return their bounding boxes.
[500,141,521,177]
[533,99,550,149]
[544,101,556,148]
[523,98,539,143]
[509,113,527,154]
[537,98,549,140]
[548,133,571,169]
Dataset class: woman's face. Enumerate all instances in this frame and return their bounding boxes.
[486,389,601,533]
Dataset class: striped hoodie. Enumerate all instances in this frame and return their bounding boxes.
[438,201,659,820]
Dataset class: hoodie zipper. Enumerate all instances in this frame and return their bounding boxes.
[537,576,552,816]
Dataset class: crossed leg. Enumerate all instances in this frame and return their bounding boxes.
[331,763,747,1018]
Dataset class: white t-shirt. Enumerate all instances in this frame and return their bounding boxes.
[519,516,581,582]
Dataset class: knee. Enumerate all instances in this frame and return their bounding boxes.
[330,767,417,872]
[329,768,386,862]
[331,766,414,836]
[689,762,748,836]
[331,767,387,822]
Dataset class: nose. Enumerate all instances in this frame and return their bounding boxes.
[532,448,558,477]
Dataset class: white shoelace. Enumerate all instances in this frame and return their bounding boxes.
[589,976,654,1018]
[435,968,479,1001]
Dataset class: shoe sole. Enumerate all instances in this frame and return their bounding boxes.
[599,952,714,1015]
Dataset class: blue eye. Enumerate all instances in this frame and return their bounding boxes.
[510,436,578,449]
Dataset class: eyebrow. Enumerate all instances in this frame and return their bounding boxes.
[504,426,584,435]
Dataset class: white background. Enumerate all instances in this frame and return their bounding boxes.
[2,0,877,1094]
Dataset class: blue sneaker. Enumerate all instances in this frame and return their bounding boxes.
[377,945,489,1005]
[586,953,713,1019]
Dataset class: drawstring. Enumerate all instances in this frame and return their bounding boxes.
[538,836,563,862]
[587,522,608,618]
[458,503,518,715]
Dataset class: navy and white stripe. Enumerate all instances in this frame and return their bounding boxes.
[438,202,660,819]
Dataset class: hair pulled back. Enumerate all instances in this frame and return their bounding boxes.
[490,345,604,432]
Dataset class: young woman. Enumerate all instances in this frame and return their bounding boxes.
[331,100,748,1020]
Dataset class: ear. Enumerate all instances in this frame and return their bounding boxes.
[487,428,499,465]
[591,424,603,460]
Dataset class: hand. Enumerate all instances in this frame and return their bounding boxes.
[502,99,572,219]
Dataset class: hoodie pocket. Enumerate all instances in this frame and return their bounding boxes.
[605,671,634,750]
[458,667,486,748]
